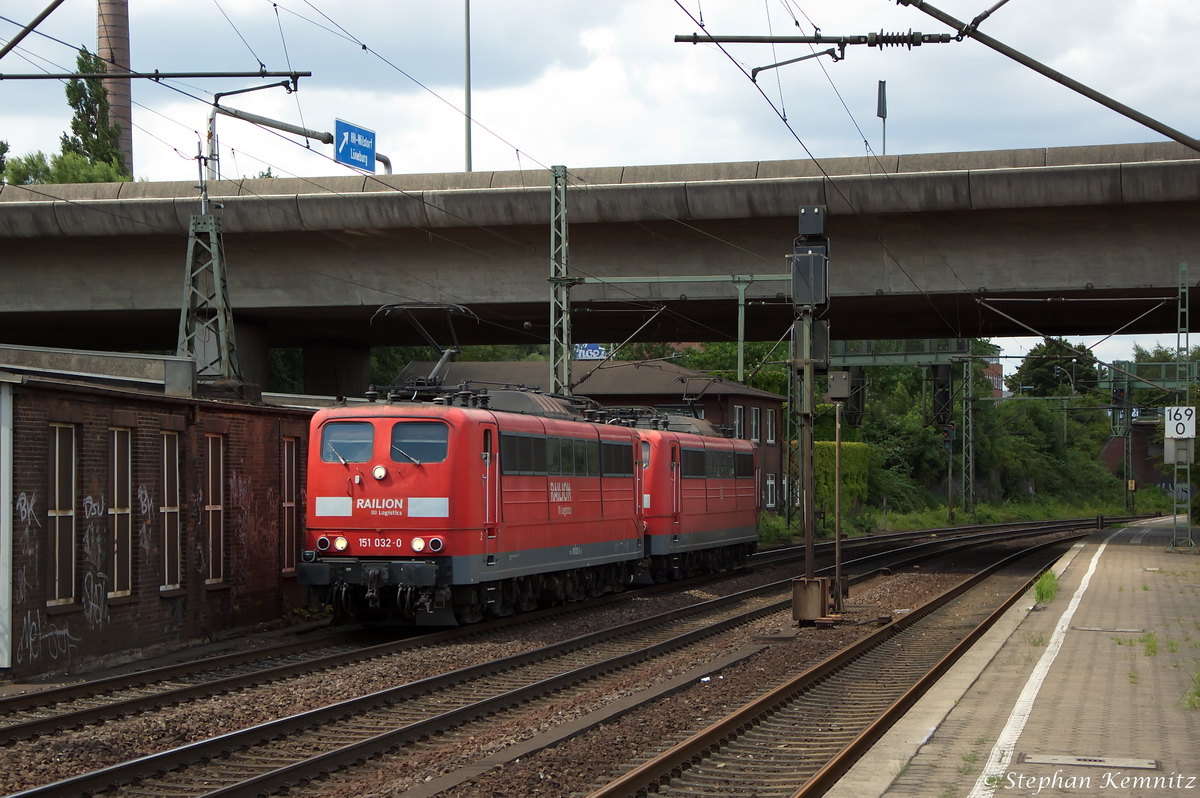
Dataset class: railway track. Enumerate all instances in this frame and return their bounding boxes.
[0,518,1103,747]
[6,520,1106,797]
[585,536,1083,798]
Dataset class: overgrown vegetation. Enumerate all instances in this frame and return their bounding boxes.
[1182,671,1200,710]
[1034,570,1059,604]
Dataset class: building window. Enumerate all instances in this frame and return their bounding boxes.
[766,473,777,508]
[734,405,744,439]
[108,428,133,597]
[767,409,777,444]
[48,424,76,605]
[751,407,761,442]
[161,432,181,590]
[205,434,224,584]
[282,437,298,573]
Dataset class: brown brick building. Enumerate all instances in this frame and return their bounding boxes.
[1,347,311,678]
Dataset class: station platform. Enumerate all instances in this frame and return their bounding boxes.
[827,518,1200,798]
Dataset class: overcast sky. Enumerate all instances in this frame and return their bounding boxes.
[3,0,1199,366]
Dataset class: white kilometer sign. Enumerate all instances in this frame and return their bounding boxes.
[1164,406,1196,439]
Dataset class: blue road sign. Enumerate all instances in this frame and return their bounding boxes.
[574,344,607,360]
[334,119,376,173]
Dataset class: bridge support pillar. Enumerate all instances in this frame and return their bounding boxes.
[234,322,269,389]
[303,345,371,397]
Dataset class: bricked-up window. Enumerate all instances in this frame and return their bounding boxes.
[281,437,297,573]
[161,432,181,590]
[47,424,76,605]
[205,434,224,584]
[108,428,133,596]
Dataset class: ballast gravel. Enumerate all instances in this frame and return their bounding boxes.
[0,552,1008,795]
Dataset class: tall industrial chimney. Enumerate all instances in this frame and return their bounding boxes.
[97,0,133,175]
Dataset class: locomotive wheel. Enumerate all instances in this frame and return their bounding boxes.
[516,577,539,612]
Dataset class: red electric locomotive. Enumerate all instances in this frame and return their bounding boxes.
[298,388,758,625]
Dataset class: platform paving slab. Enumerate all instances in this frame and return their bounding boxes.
[829,518,1200,798]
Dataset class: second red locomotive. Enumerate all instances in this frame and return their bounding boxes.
[298,387,759,625]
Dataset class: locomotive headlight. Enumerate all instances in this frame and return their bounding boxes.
[411,537,426,552]
[333,536,349,552]
[372,465,387,480]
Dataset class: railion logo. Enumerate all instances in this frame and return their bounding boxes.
[549,481,572,503]
[357,498,404,510]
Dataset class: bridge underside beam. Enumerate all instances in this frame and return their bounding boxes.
[0,286,1186,353]
[0,188,1197,353]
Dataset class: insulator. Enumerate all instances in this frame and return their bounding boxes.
[867,29,923,48]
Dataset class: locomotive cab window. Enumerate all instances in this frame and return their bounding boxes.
[321,422,374,463]
[391,421,449,464]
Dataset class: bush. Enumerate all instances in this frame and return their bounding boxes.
[758,512,792,545]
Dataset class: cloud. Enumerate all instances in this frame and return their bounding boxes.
[6,0,1200,182]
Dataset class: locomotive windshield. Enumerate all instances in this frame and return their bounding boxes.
[321,422,373,463]
[391,421,449,464]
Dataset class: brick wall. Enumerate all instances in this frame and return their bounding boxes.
[6,384,311,679]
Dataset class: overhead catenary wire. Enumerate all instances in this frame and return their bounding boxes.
[2,1,878,346]
[2,5,800,350]
[272,2,309,143]
[672,1,964,338]
[1,35,561,344]
[213,0,267,70]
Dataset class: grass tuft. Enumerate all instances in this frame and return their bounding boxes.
[1034,571,1059,604]
[1182,672,1200,710]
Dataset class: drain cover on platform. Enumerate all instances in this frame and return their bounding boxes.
[1017,754,1160,770]
[1071,627,1144,633]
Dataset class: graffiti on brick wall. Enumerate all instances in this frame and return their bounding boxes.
[12,566,32,607]
[163,594,184,634]
[191,486,206,576]
[81,571,109,628]
[14,492,42,606]
[137,484,154,557]
[15,490,41,563]
[15,610,80,665]
[81,495,106,567]
[228,472,276,596]
[80,495,110,629]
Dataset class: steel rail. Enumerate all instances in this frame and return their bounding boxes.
[9,520,1106,797]
[791,541,1074,796]
[587,531,1091,798]
[0,516,1104,748]
[2,517,1131,746]
[10,584,793,798]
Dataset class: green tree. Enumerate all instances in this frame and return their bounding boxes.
[4,150,127,185]
[3,49,130,186]
[60,49,126,174]
[1004,337,1098,396]
[0,140,8,182]
[4,151,51,185]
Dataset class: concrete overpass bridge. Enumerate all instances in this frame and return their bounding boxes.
[1,141,1197,392]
